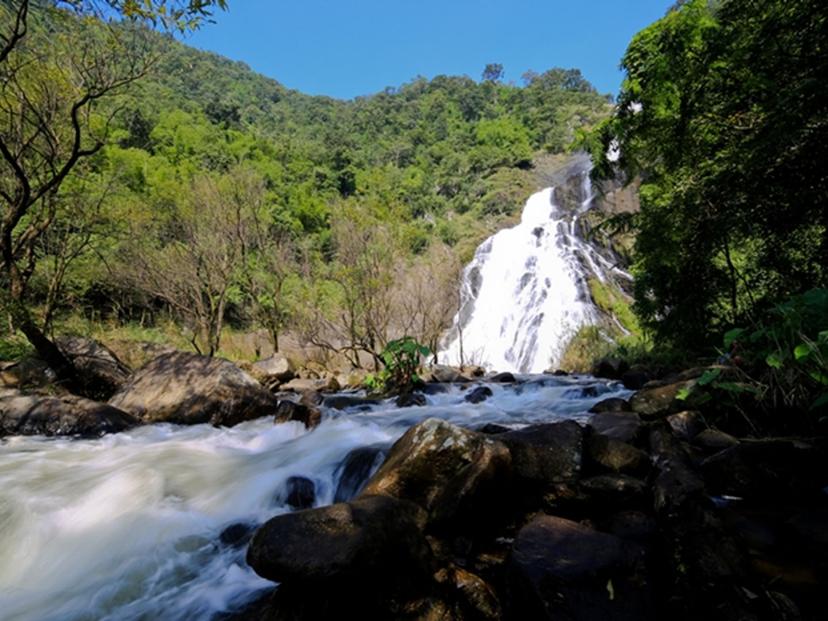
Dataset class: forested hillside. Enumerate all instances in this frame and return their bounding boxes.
[0,3,612,366]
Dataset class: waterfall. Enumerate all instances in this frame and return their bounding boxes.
[439,162,623,373]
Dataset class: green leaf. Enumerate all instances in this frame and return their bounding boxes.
[794,343,812,361]
[676,387,692,401]
[697,368,721,386]
[765,352,783,369]
[724,328,746,349]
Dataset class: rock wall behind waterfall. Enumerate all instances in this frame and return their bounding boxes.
[438,154,636,373]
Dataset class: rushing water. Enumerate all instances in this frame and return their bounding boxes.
[0,375,627,621]
[439,166,626,373]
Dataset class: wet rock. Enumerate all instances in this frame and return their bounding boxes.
[219,522,257,548]
[477,423,510,435]
[629,380,693,419]
[693,428,739,452]
[299,390,323,407]
[701,438,828,499]
[360,418,511,530]
[649,425,706,515]
[56,335,131,399]
[499,421,583,485]
[621,368,651,390]
[396,392,427,408]
[592,357,630,380]
[586,433,649,475]
[580,474,648,505]
[251,353,295,386]
[605,510,657,543]
[430,365,469,383]
[285,476,316,510]
[0,392,139,438]
[109,351,278,427]
[490,372,516,383]
[464,365,486,378]
[334,446,387,502]
[434,566,501,621]
[666,410,705,440]
[274,400,321,429]
[420,383,451,395]
[588,396,632,413]
[508,514,652,621]
[464,386,493,404]
[323,395,380,411]
[588,411,642,444]
[247,495,432,584]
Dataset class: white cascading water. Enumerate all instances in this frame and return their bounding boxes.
[439,166,624,373]
[0,378,629,621]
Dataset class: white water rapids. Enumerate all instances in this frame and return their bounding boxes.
[0,376,628,620]
[439,168,625,373]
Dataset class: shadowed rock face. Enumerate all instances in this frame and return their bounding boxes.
[56,336,132,399]
[0,392,139,437]
[499,420,584,485]
[109,351,278,426]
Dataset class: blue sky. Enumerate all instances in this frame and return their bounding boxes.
[183,0,672,99]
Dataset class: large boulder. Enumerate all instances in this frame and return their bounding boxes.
[0,392,139,437]
[586,433,649,476]
[56,335,131,399]
[334,445,387,502]
[274,399,321,429]
[588,396,632,414]
[360,418,511,530]
[588,411,643,444]
[109,351,278,426]
[499,421,583,485]
[429,365,470,383]
[247,495,432,584]
[629,380,693,419]
[508,514,653,621]
[250,353,295,387]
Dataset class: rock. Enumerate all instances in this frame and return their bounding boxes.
[299,390,323,407]
[283,476,316,510]
[580,474,648,504]
[334,446,387,502]
[786,509,828,553]
[621,368,651,390]
[360,418,511,529]
[281,376,340,393]
[490,372,516,383]
[592,357,630,380]
[477,423,510,435]
[629,380,693,419]
[605,510,657,543]
[649,426,706,515]
[109,351,278,427]
[420,383,451,395]
[396,392,427,408]
[588,396,632,413]
[508,514,652,621]
[322,395,380,411]
[56,335,131,398]
[693,428,739,451]
[586,433,649,475]
[247,495,432,584]
[0,392,139,437]
[588,411,643,444]
[429,365,469,383]
[274,400,321,429]
[0,357,56,388]
[499,421,583,485]
[219,521,257,548]
[463,365,486,378]
[252,353,295,384]
[666,410,705,440]
[434,566,501,621]
[701,437,828,499]
[464,386,493,404]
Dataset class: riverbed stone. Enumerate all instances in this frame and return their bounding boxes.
[284,476,316,509]
[0,392,139,437]
[247,495,432,584]
[588,411,643,444]
[251,353,295,386]
[360,418,511,530]
[464,385,493,404]
[396,392,427,408]
[666,410,705,440]
[490,372,516,383]
[322,394,380,411]
[508,514,652,620]
[586,433,649,475]
[499,420,583,485]
[274,400,321,429]
[334,445,387,502]
[589,396,632,413]
[109,351,279,427]
[629,380,693,419]
[429,365,470,383]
